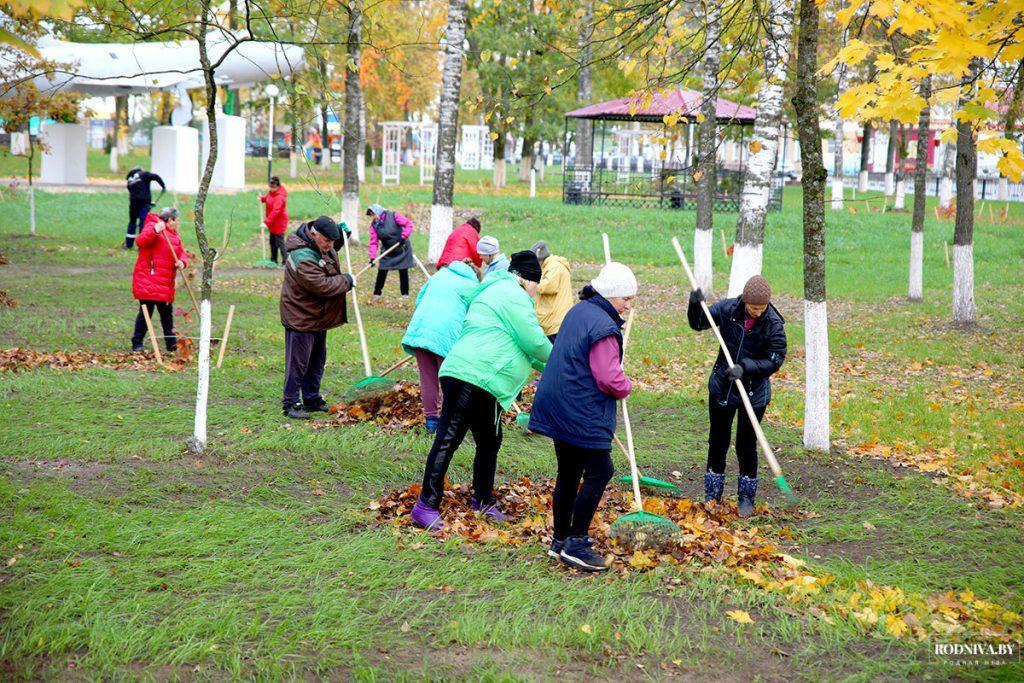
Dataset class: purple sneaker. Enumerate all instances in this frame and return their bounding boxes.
[410,499,445,531]
[470,497,510,522]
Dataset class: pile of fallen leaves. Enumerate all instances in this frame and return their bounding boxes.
[311,382,536,432]
[314,381,425,431]
[0,291,15,308]
[0,347,191,373]
[374,477,796,572]
[375,478,1024,643]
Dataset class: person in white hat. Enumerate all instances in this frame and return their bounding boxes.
[527,262,638,571]
[477,235,509,279]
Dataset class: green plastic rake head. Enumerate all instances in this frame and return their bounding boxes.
[252,258,279,269]
[618,474,681,495]
[341,375,395,403]
[609,510,680,551]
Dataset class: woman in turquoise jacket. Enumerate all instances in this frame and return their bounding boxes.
[411,252,552,531]
[401,261,480,433]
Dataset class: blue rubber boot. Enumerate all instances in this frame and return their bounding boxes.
[737,476,759,518]
[704,471,726,503]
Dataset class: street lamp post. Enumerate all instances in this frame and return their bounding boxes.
[265,83,280,183]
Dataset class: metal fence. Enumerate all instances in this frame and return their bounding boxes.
[841,172,1024,202]
[562,164,784,212]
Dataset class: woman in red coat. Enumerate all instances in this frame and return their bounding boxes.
[260,176,289,264]
[436,216,482,269]
[130,207,189,353]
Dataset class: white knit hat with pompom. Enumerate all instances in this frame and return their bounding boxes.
[591,262,638,298]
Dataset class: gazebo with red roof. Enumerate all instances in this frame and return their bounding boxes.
[561,88,783,212]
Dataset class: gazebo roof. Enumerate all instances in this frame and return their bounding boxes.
[565,88,755,125]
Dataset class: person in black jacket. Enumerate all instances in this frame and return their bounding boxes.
[688,275,786,517]
[125,167,166,249]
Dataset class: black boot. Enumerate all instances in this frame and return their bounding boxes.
[283,402,311,420]
[704,471,726,503]
[304,397,329,413]
[737,475,758,518]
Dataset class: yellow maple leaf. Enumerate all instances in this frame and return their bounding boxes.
[695,113,706,123]
[885,614,909,638]
[692,171,703,182]
[748,139,763,154]
[628,550,657,570]
[726,610,755,624]
[580,623,592,634]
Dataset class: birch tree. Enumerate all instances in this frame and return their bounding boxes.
[908,77,930,301]
[727,0,794,297]
[830,42,848,211]
[693,4,721,297]
[575,1,595,170]
[884,119,897,195]
[793,0,829,452]
[428,0,468,263]
[857,121,871,192]
[342,0,363,242]
[938,137,955,209]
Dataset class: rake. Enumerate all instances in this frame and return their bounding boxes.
[341,355,414,403]
[253,193,278,269]
[601,233,680,496]
[608,309,680,551]
[671,236,794,498]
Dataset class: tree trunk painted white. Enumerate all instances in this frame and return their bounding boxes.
[952,244,975,324]
[939,140,955,209]
[803,300,830,451]
[884,172,894,195]
[428,204,454,262]
[110,146,119,173]
[795,0,829,452]
[343,192,360,245]
[289,150,298,178]
[857,169,868,193]
[998,176,1008,201]
[727,0,793,298]
[28,185,35,235]
[530,168,536,197]
[893,178,906,210]
[952,61,978,326]
[694,3,721,298]
[493,158,505,188]
[830,178,844,210]
[728,243,762,295]
[908,231,923,301]
[693,228,714,294]
[191,298,212,451]
[428,0,468,263]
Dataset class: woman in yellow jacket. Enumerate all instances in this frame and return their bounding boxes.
[531,240,574,342]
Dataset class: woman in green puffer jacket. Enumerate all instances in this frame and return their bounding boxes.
[410,251,552,531]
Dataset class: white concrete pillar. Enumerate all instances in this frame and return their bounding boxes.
[201,114,246,190]
[40,122,87,185]
[151,125,199,194]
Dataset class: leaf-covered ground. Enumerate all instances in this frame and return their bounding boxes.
[1,176,1023,680]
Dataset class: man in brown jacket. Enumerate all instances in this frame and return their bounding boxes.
[280,216,355,419]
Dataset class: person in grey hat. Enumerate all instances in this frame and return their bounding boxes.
[688,274,787,517]
[477,235,509,279]
[279,216,355,419]
[366,203,415,298]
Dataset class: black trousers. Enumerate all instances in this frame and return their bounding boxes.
[282,328,327,408]
[132,301,176,350]
[420,377,503,508]
[269,233,286,263]
[126,200,151,248]
[707,397,767,479]
[373,268,409,296]
[552,440,614,540]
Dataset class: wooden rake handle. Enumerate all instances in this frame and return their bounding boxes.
[160,229,200,312]
[671,236,783,480]
[353,242,401,279]
[342,233,373,377]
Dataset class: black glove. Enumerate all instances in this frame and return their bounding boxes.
[342,273,355,289]
[368,259,376,267]
[726,364,744,380]
[689,289,705,304]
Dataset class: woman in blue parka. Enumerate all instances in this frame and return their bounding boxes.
[401,261,480,432]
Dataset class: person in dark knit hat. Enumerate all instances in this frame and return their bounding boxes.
[410,250,552,531]
[687,274,787,517]
[279,216,355,419]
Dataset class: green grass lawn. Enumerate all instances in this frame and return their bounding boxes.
[1,174,1022,680]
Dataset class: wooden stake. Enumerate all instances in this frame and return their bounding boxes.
[602,232,611,265]
[216,304,235,368]
[412,253,432,279]
[943,240,951,268]
[719,228,729,257]
[140,304,164,366]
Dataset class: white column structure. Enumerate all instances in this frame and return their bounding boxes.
[40,122,87,185]
[201,114,246,190]
[381,123,401,185]
[151,126,200,194]
[460,125,483,170]
[419,123,437,185]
